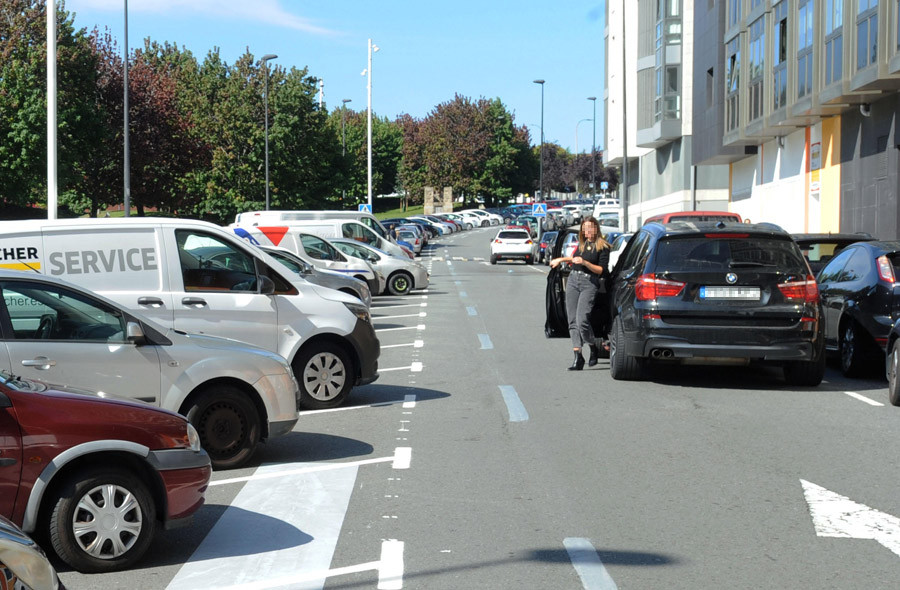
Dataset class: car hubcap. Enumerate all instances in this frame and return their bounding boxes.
[199,403,245,455]
[73,484,142,559]
[304,352,346,401]
[395,278,409,292]
[841,326,855,370]
[892,348,899,388]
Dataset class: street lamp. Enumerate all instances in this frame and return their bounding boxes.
[533,79,545,202]
[341,98,352,204]
[123,0,130,217]
[575,118,591,194]
[261,53,277,211]
[365,39,379,210]
[587,96,597,199]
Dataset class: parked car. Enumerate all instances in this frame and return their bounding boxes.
[816,240,900,376]
[330,239,430,296]
[884,318,900,405]
[792,232,876,274]
[0,516,62,590]
[461,209,502,226]
[608,232,634,272]
[606,221,825,384]
[515,216,539,238]
[1,370,211,572]
[258,245,372,307]
[538,231,559,265]
[0,269,298,469]
[396,229,423,254]
[643,210,742,225]
[490,228,537,265]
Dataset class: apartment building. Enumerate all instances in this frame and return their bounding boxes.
[605,0,731,231]
[707,0,900,238]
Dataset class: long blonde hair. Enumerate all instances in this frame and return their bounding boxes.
[578,216,610,251]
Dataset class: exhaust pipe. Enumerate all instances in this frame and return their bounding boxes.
[661,349,674,358]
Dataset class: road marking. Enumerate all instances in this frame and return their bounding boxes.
[564,538,618,590]
[376,312,427,320]
[454,281,462,285]
[459,291,468,297]
[411,361,423,372]
[802,479,900,557]
[210,452,405,487]
[402,394,416,408]
[167,461,358,590]
[467,306,477,316]
[376,324,427,332]
[373,302,427,309]
[381,341,419,349]
[380,364,420,373]
[498,385,529,422]
[378,540,405,590]
[478,334,493,349]
[843,391,884,406]
[393,447,412,469]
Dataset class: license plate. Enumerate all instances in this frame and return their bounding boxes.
[699,286,760,300]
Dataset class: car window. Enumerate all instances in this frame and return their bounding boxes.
[838,248,871,282]
[498,231,529,240]
[616,231,651,276]
[1,281,126,342]
[266,250,307,274]
[342,222,380,246]
[817,248,855,283]
[300,234,342,261]
[176,230,259,292]
[653,236,807,272]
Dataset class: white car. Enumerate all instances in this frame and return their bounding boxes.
[258,245,372,307]
[490,228,537,265]
[608,232,634,272]
[330,238,430,296]
[462,209,502,226]
[0,269,299,469]
[547,207,573,226]
[396,229,424,254]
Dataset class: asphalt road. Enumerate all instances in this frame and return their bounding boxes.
[59,224,900,589]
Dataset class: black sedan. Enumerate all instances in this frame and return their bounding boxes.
[817,240,900,376]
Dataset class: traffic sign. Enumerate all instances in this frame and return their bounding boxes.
[532,203,547,217]
[600,181,609,190]
[358,204,372,213]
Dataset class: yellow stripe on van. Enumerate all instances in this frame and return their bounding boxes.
[0,262,41,271]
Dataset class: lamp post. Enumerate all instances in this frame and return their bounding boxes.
[341,98,352,204]
[587,96,597,199]
[123,0,130,217]
[533,79,545,202]
[575,118,591,194]
[261,54,277,211]
[366,39,379,210]
[47,0,57,219]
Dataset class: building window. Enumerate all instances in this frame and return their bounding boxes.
[749,16,765,121]
[728,0,742,29]
[857,0,878,71]
[726,36,740,132]
[654,1,682,123]
[825,0,843,84]
[773,2,788,109]
[797,0,814,98]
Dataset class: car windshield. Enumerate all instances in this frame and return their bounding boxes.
[0,370,46,392]
[654,236,808,272]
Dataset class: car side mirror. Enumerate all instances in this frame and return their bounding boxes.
[126,321,147,345]
[300,262,313,275]
[258,275,276,295]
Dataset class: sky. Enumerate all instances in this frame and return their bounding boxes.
[63,0,607,153]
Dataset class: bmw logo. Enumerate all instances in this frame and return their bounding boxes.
[725,272,738,284]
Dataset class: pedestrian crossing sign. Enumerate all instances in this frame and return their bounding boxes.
[358,204,373,213]
[532,203,547,217]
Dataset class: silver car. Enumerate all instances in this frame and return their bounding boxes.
[260,245,372,307]
[330,238,429,296]
[0,516,60,590]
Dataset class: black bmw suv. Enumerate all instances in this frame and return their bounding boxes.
[608,222,825,385]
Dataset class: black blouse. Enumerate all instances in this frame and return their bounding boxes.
[572,242,610,276]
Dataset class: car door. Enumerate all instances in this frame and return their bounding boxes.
[169,228,279,353]
[817,247,860,347]
[0,280,163,403]
[0,392,22,518]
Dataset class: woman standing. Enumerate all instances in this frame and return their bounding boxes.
[549,216,611,370]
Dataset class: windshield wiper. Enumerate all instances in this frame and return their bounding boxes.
[729,261,776,268]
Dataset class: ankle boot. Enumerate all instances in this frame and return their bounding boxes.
[588,344,599,367]
[568,351,585,371]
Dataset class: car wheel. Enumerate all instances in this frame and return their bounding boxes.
[185,387,261,470]
[526,256,533,265]
[490,254,498,265]
[387,272,414,296]
[293,342,354,410]
[839,321,868,377]
[783,352,825,387]
[609,317,644,381]
[888,343,900,406]
[48,468,156,573]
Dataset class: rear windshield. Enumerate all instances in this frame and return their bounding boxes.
[498,231,529,239]
[654,236,808,273]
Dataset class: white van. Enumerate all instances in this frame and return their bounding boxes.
[231,226,383,295]
[0,218,380,411]
[235,219,408,259]
[235,210,391,240]
[0,269,298,469]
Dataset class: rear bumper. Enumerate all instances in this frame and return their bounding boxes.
[632,337,816,361]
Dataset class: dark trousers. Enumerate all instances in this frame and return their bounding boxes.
[566,270,598,350]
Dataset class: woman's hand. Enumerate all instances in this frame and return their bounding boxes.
[550,258,559,268]
[572,256,583,265]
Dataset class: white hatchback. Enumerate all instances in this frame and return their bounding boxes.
[490,229,537,265]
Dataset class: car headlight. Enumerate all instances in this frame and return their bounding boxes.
[186,423,202,451]
[344,301,371,324]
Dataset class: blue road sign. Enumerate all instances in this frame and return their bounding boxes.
[358,204,373,213]
[532,203,547,217]
[600,181,609,190]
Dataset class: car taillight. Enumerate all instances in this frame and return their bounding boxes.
[540,242,548,248]
[494,239,502,244]
[877,255,896,283]
[526,240,533,245]
[635,274,685,301]
[778,276,819,302]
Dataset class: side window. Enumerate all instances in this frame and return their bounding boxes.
[300,234,342,261]
[175,230,259,292]
[817,248,855,283]
[0,281,126,342]
[838,248,870,282]
[617,232,651,275]
[345,223,379,246]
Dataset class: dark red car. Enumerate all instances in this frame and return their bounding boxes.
[0,370,211,573]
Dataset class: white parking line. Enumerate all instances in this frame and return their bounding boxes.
[376,312,427,320]
[564,538,618,590]
[376,324,426,332]
[373,302,428,309]
[843,391,884,406]
[378,540,405,590]
[380,362,424,373]
[381,340,424,349]
[209,455,394,487]
[478,334,493,349]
